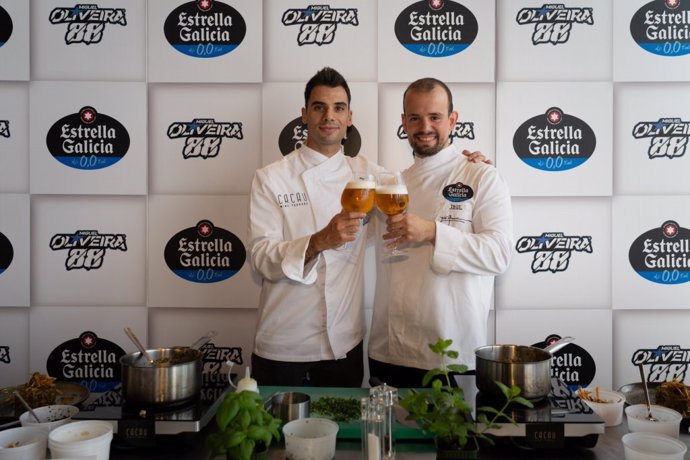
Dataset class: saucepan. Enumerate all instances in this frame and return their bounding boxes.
[474,336,575,401]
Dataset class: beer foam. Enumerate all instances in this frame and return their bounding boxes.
[346,179,375,189]
[376,184,408,194]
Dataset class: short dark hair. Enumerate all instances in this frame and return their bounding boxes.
[403,78,453,114]
[304,67,352,106]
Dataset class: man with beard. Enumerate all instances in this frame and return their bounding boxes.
[368,78,513,388]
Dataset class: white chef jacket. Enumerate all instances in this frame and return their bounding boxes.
[249,145,379,362]
[368,144,513,369]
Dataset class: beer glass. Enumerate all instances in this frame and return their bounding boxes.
[341,173,376,213]
[376,171,409,256]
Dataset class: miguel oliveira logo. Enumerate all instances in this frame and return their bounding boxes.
[200,342,243,402]
[164,220,246,283]
[0,5,12,48]
[47,331,124,393]
[0,120,9,138]
[394,0,478,58]
[164,0,246,58]
[0,232,13,275]
[516,231,592,273]
[167,118,243,159]
[628,220,690,285]
[513,107,596,172]
[278,117,362,157]
[281,4,359,46]
[397,120,475,142]
[0,346,9,364]
[516,3,593,45]
[49,4,126,45]
[46,106,130,170]
[534,335,595,394]
[632,117,690,159]
[630,0,690,57]
[632,344,690,382]
[49,230,127,271]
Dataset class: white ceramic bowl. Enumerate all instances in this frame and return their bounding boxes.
[48,420,113,460]
[282,417,339,460]
[622,432,687,460]
[19,404,79,433]
[625,404,683,438]
[578,389,626,427]
[0,426,48,460]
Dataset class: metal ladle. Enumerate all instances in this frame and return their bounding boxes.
[124,327,155,364]
[638,364,658,422]
[13,391,41,422]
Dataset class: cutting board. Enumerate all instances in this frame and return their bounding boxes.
[259,386,433,440]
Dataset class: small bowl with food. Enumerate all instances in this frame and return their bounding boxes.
[0,426,48,460]
[576,387,625,427]
[19,404,79,433]
[625,404,683,438]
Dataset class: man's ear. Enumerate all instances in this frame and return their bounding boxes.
[301,107,307,124]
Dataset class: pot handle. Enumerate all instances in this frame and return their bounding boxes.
[544,336,575,355]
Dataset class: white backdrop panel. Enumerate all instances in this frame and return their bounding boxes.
[147,195,260,309]
[496,81,613,196]
[0,194,30,307]
[495,197,612,309]
[497,0,612,82]
[29,81,147,195]
[148,0,262,82]
[263,0,377,82]
[31,195,147,306]
[0,308,29,386]
[148,83,261,195]
[613,82,690,195]
[612,195,690,309]
[0,0,29,81]
[0,82,29,193]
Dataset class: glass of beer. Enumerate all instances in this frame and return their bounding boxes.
[341,173,376,213]
[376,171,409,256]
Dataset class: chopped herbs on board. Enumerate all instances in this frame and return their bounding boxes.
[311,396,361,422]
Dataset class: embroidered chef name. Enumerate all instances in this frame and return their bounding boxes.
[276,191,309,208]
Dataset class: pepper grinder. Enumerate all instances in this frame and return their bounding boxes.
[369,383,398,459]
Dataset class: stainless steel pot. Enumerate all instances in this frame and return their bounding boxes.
[120,347,202,406]
[474,337,574,401]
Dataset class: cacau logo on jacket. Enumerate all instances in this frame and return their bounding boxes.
[632,117,690,159]
[516,231,592,273]
[630,0,690,57]
[0,232,13,275]
[164,0,246,58]
[0,5,12,48]
[632,344,690,382]
[164,220,246,283]
[394,0,478,58]
[513,107,596,172]
[281,4,359,46]
[515,3,593,46]
[49,4,126,45]
[46,106,130,170]
[629,220,690,285]
[0,120,9,138]
[49,230,127,271]
[167,118,243,159]
[278,117,362,157]
[46,331,124,393]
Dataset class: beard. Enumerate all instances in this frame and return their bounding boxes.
[408,133,446,158]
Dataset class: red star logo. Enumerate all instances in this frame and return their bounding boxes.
[430,0,443,10]
[81,109,95,123]
[197,220,214,237]
[80,332,97,348]
[666,0,679,9]
[663,222,678,238]
[199,0,211,11]
[547,110,562,125]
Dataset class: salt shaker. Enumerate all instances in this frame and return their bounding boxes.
[361,396,384,460]
[369,384,398,459]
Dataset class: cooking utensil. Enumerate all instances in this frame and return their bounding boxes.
[638,364,658,422]
[189,330,216,350]
[123,327,154,364]
[474,336,575,401]
[13,391,40,423]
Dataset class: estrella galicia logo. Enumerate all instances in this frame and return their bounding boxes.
[632,344,690,382]
[533,335,595,393]
[278,117,362,157]
[394,0,478,58]
[516,4,593,46]
[0,120,8,138]
[167,118,243,159]
[164,0,246,58]
[513,107,596,172]
[397,120,475,141]
[47,331,124,393]
[628,220,690,285]
[49,4,126,45]
[0,232,14,275]
[46,106,130,170]
[630,0,690,57]
[632,117,690,159]
[49,230,127,271]
[281,5,359,46]
[442,182,473,203]
[200,342,243,402]
[0,6,12,48]
[516,232,592,273]
[164,220,246,283]
[0,346,9,364]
